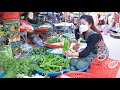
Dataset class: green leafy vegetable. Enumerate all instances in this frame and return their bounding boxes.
[45,36,61,43]
[62,39,70,51]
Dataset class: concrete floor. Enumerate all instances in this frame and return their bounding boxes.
[102,33,120,78]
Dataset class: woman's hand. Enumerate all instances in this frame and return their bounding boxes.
[64,51,73,57]
[64,51,79,57]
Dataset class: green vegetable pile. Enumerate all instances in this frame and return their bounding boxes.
[29,47,48,55]
[62,33,76,43]
[45,36,61,43]
[0,57,36,78]
[34,53,70,72]
[0,50,70,78]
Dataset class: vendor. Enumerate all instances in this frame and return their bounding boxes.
[0,12,24,58]
[64,15,109,71]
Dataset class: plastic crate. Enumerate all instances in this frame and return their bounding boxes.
[56,72,98,78]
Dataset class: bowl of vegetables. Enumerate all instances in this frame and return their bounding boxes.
[44,36,63,48]
[34,53,70,77]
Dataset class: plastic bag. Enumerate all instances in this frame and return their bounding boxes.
[32,34,44,46]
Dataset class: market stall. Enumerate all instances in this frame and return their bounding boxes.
[54,22,75,34]
[0,12,120,78]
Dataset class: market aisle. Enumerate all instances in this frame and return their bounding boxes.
[102,34,120,60]
[102,34,120,78]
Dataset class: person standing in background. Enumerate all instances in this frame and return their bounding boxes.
[0,12,24,59]
[113,12,119,27]
[108,12,115,27]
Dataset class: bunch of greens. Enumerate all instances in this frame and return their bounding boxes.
[62,39,70,51]
[1,57,36,78]
[45,36,61,43]
[29,47,48,55]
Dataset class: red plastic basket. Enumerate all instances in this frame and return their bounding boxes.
[90,55,120,78]
[91,54,112,67]
[56,72,98,78]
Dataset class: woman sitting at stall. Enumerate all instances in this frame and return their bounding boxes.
[64,15,109,71]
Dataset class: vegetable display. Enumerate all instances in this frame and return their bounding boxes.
[1,57,35,78]
[62,33,76,43]
[45,36,61,43]
[0,50,70,78]
[35,53,70,72]
[29,47,48,55]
